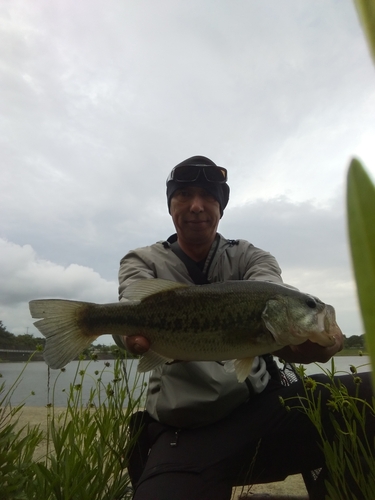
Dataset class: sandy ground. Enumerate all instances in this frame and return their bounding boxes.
[14,406,309,499]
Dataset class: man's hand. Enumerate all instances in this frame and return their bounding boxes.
[273,330,344,364]
[122,335,150,355]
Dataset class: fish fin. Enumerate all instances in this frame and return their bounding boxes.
[137,349,174,372]
[29,299,98,369]
[223,360,235,373]
[233,357,255,383]
[123,279,190,301]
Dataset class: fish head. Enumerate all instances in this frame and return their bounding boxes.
[317,303,343,345]
[262,292,338,347]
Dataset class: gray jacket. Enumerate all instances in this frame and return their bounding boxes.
[116,233,284,428]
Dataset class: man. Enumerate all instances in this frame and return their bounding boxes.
[115,156,371,500]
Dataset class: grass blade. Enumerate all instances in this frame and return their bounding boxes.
[354,0,375,64]
[347,158,375,388]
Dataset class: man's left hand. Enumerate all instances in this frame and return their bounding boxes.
[273,331,344,364]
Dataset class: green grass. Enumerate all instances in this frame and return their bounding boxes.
[0,352,147,500]
[347,158,375,389]
[282,360,375,499]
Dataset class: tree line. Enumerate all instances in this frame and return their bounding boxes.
[0,320,119,353]
[0,321,45,350]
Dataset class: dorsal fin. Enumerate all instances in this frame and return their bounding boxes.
[123,278,190,301]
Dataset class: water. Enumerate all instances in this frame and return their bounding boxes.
[0,356,371,407]
[0,358,148,407]
[299,355,371,376]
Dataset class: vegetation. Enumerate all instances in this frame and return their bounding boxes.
[347,161,375,388]
[0,322,45,351]
[281,361,375,500]
[342,334,366,350]
[0,351,147,499]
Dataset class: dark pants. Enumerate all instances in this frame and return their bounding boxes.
[130,372,374,500]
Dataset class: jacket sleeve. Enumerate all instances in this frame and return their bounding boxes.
[240,243,300,291]
[241,244,283,283]
[118,249,156,301]
[114,249,156,350]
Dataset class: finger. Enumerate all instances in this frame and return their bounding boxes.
[124,335,150,354]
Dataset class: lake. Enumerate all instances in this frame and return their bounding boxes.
[0,356,371,407]
[0,358,149,407]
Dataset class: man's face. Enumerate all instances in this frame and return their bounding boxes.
[170,186,221,245]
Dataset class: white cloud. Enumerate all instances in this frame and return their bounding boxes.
[0,238,117,338]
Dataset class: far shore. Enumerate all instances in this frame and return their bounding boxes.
[0,350,367,363]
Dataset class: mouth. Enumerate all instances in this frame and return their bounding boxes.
[186,218,209,223]
[185,220,209,227]
[308,305,342,347]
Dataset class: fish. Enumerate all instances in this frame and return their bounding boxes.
[29,278,341,382]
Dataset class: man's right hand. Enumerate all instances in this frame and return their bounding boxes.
[122,335,150,355]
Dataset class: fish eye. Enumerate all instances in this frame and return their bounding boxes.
[305,297,317,309]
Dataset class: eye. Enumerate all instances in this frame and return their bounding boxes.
[202,192,217,202]
[174,189,190,199]
[305,297,317,309]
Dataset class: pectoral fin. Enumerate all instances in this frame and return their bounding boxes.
[233,357,255,383]
[137,349,174,372]
[223,360,235,373]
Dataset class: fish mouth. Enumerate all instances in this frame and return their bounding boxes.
[309,304,341,347]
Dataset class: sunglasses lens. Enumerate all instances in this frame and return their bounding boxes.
[173,166,200,182]
[172,165,227,183]
[203,167,227,183]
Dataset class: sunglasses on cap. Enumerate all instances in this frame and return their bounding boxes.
[167,165,228,184]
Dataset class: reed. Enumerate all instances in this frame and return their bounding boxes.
[0,351,147,499]
[280,360,375,499]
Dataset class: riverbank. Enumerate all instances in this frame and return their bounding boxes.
[14,406,308,499]
[0,352,138,363]
[0,349,367,364]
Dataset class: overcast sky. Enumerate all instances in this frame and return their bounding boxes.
[1,0,375,345]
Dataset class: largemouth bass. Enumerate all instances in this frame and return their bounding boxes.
[29,279,340,382]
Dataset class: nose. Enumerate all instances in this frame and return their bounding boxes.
[189,194,205,213]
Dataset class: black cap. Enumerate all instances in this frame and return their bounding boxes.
[166,156,230,217]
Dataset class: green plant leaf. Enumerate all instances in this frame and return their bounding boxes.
[354,0,375,64]
[347,158,375,388]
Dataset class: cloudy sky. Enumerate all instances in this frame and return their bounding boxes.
[1,0,375,345]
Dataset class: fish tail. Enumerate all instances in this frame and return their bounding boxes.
[29,299,99,369]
